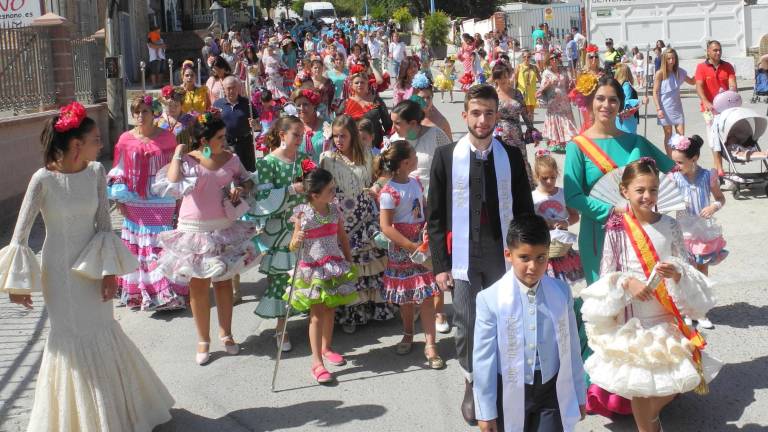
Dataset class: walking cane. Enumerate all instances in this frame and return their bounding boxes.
[271,162,300,392]
[245,70,256,148]
[642,43,651,138]
[197,58,202,87]
[168,58,175,86]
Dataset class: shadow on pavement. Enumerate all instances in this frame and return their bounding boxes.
[156,401,387,431]
[708,302,768,329]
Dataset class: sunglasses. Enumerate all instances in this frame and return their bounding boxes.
[588,54,598,59]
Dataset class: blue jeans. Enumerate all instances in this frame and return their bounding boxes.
[391,59,401,79]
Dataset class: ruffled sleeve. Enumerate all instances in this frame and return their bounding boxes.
[248,157,299,217]
[151,155,198,199]
[579,272,633,325]
[0,171,45,294]
[71,232,139,279]
[106,152,137,202]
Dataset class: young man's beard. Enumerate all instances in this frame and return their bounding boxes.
[467,125,494,140]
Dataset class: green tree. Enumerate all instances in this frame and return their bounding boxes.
[423,11,450,46]
[291,0,306,16]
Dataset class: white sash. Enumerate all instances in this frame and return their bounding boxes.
[450,136,513,281]
[496,274,582,432]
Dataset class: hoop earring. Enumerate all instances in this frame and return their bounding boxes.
[202,145,212,158]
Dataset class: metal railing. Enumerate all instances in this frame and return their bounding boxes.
[0,24,56,117]
[72,35,107,104]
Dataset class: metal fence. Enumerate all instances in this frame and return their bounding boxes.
[72,35,107,104]
[504,5,582,50]
[0,25,56,117]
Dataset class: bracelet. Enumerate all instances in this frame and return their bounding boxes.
[173,154,184,161]
[713,201,723,210]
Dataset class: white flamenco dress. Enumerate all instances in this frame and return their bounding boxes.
[580,214,722,399]
[0,162,174,431]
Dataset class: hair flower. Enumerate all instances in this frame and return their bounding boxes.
[638,156,657,167]
[411,71,431,90]
[161,85,174,99]
[300,89,321,106]
[53,101,87,133]
[535,148,551,158]
[143,95,154,106]
[349,64,366,76]
[668,135,691,151]
[301,159,318,174]
[409,94,427,109]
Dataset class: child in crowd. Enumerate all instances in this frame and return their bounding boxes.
[669,135,728,329]
[286,168,357,384]
[378,140,444,369]
[531,152,585,288]
[357,117,380,156]
[153,111,261,365]
[580,159,720,429]
[435,56,456,103]
[473,214,586,432]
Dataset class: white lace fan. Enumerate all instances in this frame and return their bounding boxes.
[589,167,687,213]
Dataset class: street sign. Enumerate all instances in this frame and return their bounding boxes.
[544,7,553,21]
[596,9,612,17]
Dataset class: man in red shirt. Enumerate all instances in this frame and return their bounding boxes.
[695,40,737,175]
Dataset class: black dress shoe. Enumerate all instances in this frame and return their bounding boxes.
[462,379,478,426]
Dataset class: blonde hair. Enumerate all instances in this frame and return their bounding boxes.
[533,154,559,179]
[660,48,679,81]
[613,63,634,86]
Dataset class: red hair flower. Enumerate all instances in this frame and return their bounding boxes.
[300,89,321,106]
[161,85,174,99]
[349,64,366,76]
[54,101,87,133]
[301,159,318,174]
[586,44,599,53]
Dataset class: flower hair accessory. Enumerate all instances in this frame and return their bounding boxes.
[638,156,657,167]
[143,94,153,106]
[161,85,174,99]
[668,135,691,151]
[300,89,321,106]
[349,64,366,76]
[54,101,87,133]
[301,159,318,175]
[535,148,551,158]
[586,44,599,53]
[411,71,431,90]
[196,108,221,125]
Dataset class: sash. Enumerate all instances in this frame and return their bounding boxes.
[496,274,582,432]
[450,136,513,281]
[622,212,709,394]
[571,135,617,175]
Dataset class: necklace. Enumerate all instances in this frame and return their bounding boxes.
[312,203,333,225]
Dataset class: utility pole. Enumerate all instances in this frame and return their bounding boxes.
[106,0,126,150]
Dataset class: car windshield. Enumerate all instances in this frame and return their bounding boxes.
[313,8,334,18]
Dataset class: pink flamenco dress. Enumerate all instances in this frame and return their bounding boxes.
[151,154,261,285]
[107,129,189,311]
[283,203,358,311]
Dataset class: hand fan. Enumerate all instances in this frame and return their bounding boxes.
[589,167,686,213]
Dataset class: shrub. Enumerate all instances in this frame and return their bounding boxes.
[423,11,450,47]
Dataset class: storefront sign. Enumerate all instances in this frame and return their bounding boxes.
[0,0,41,27]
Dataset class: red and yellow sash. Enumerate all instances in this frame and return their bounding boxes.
[572,135,618,175]
[622,212,709,394]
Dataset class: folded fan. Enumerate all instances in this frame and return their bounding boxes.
[589,168,686,213]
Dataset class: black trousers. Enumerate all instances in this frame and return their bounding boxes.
[453,229,506,375]
[496,372,563,432]
[229,134,256,172]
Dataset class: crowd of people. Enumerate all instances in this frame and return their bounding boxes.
[1,14,746,432]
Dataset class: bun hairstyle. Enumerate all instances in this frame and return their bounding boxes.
[533,152,558,178]
[670,134,704,159]
[40,111,96,165]
[374,140,413,178]
[620,157,660,189]
[263,115,303,151]
[594,76,625,116]
[190,113,225,151]
[302,167,334,199]
[392,99,425,124]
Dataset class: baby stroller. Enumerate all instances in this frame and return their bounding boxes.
[711,106,768,198]
[751,68,768,104]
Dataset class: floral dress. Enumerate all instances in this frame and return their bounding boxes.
[541,68,579,152]
[248,153,308,318]
[320,151,393,324]
[284,203,358,311]
[495,89,535,188]
[155,113,196,146]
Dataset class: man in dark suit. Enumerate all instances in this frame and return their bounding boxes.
[427,84,534,426]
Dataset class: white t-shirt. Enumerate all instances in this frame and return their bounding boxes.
[379,178,425,224]
[389,41,406,61]
[573,32,586,50]
[532,188,569,221]
[366,37,382,59]
[148,39,166,61]
[389,126,451,196]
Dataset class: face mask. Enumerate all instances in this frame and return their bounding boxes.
[406,128,419,141]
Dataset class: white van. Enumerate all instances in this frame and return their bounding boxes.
[303,2,337,25]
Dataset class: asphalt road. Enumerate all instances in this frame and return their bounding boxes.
[1,84,767,432]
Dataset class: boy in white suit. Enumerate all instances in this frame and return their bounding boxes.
[473,215,586,432]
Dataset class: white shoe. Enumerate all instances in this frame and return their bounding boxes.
[196,342,211,365]
[275,332,292,352]
[220,335,240,355]
[435,314,451,333]
[684,317,693,326]
[697,318,714,329]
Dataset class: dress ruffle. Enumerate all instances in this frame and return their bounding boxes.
[156,221,261,282]
[285,266,359,311]
[71,232,139,280]
[294,257,353,283]
[0,243,42,294]
[150,163,198,199]
[27,320,174,431]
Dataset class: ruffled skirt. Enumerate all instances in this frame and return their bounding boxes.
[434,74,455,91]
[547,249,585,284]
[286,259,358,311]
[585,318,722,400]
[382,223,437,305]
[27,322,174,432]
[156,218,261,283]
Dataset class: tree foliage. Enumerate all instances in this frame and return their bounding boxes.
[423,11,450,46]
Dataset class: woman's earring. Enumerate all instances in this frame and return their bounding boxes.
[202,145,212,158]
[279,141,288,149]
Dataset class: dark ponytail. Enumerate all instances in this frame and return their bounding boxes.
[374,140,412,179]
[303,167,334,199]
[684,135,704,159]
[190,117,226,151]
[40,115,96,165]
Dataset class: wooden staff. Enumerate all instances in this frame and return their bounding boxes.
[642,43,651,138]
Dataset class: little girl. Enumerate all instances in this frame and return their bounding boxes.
[434,57,456,103]
[580,159,720,430]
[262,42,289,100]
[378,140,444,369]
[153,111,261,365]
[530,152,584,288]
[669,135,727,329]
[534,37,545,70]
[286,168,357,384]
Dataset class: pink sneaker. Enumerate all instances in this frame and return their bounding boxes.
[322,349,346,366]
